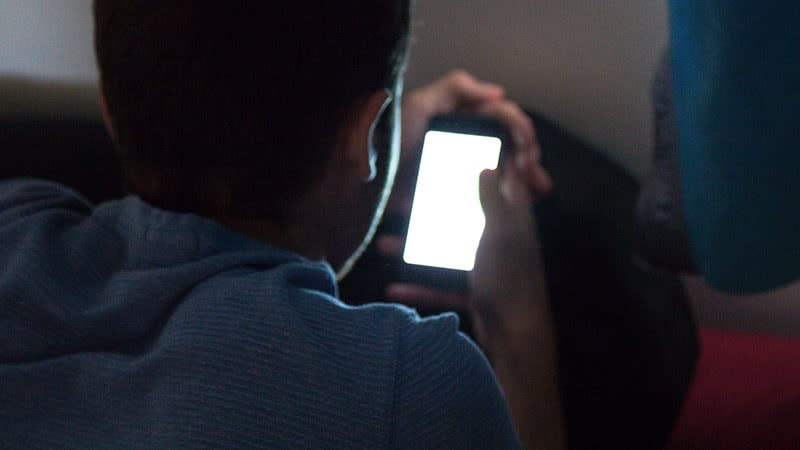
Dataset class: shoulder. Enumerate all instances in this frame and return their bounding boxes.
[270,293,521,447]
[0,178,91,224]
[389,311,523,449]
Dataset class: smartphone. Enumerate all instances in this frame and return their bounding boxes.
[400,114,508,291]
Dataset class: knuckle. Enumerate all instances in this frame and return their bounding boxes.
[447,69,472,87]
[497,100,520,121]
[506,101,529,123]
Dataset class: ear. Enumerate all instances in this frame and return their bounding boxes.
[98,84,116,140]
[340,89,392,182]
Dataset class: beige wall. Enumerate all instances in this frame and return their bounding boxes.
[683,276,800,337]
[405,0,670,179]
[0,0,98,118]
[0,0,95,81]
[0,0,668,177]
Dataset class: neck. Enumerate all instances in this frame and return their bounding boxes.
[219,216,327,263]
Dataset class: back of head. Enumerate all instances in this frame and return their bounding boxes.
[94,1,410,220]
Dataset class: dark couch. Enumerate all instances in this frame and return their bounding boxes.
[0,118,123,203]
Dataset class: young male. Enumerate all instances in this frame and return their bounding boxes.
[0,1,561,448]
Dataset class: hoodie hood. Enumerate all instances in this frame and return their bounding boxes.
[0,183,337,364]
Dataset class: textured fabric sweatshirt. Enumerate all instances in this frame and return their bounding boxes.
[0,179,520,449]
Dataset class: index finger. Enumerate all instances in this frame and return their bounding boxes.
[420,70,506,116]
[470,99,537,157]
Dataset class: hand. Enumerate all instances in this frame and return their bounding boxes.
[380,70,552,312]
[375,235,472,312]
[471,142,564,450]
[382,70,563,448]
[389,70,552,215]
[471,153,551,351]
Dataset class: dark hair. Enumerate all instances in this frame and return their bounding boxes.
[94,1,410,220]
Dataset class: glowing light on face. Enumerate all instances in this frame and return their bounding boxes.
[403,131,502,271]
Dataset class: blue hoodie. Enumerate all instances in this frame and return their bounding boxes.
[0,178,520,449]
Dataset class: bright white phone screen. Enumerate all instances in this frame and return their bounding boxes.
[403,130,502,271]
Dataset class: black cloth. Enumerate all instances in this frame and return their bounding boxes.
[533,111,698,450]
[0,118,123,203]
[635,50,697,274]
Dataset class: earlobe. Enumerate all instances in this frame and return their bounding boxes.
[98,85,116,140]
[346,89,392,182]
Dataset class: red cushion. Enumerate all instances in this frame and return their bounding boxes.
[668,328,800,449]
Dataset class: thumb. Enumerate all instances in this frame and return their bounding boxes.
[479,169,505,223]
